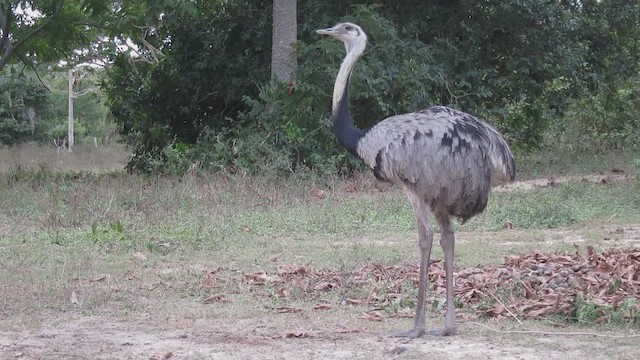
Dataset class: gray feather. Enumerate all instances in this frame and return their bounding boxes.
[356,106,515,222]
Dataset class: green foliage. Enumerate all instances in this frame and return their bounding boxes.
[132,4,453,175]
[0,117,31,144]
[563,292,638,326]
[102,0,273,173]
[1,164,115,188]
[1,66,116,145]
[547,79,640,153]
[574,294,608,324]
[101,0,640,175]
[41,69,114,144]
[0,71,49,144]
[0,0,114,70]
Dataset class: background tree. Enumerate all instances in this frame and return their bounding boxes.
[0,0,113,71]
[42,69,113,145]
[0,65,114,146]
[271,0,297,81]
[0,0,186,148]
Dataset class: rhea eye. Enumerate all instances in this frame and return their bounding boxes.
[344,25,353,31]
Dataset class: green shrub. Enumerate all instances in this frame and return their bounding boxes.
[0,117,32,145]
[546,79,640,154]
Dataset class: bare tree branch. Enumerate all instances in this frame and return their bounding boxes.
[15,52,50,92]
[0,0,65,70]
[12,0,65,51]
[74,87,98,97]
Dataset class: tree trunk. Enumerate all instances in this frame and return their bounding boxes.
[25,106,36,136]
[271,0,297,81]
[68,69,74,152]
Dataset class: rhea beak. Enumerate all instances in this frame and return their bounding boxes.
[316,27,338,36]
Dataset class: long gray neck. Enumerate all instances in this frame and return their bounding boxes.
[332,42,366,156]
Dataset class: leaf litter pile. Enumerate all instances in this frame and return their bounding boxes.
[204,246,639,324]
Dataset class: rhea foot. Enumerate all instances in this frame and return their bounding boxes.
[392,327,425,339]
[427,325,457,337]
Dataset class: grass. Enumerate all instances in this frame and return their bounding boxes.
[1,145,639,358]
[466,181,640,230]
[1,165,639,297]
[2,166,637,253]
[0,143,130,173]
[515,148,639,180]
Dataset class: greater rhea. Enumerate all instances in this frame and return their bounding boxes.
[317,22,516,337]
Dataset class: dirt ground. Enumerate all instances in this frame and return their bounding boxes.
[1,306,638,360]
[2,224,639,360]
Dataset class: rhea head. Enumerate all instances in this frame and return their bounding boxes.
[316,22,367,56]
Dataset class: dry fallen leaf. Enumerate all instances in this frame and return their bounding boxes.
[309,189,326,199]
[243,272,280,285]
[132,252,147,262]
[284,331,314,338]
[203,294,226,304]
[313,303,332,310]
[345,298,362,305]
[484,304,506,317]
[90,275,107,283]
[359,312,384,322]
[273,306,303,314]
[70,291,78,305]
[595,264,614,274]
[390,346,407,355]
[313,281,334,291]
[237,248,639,322]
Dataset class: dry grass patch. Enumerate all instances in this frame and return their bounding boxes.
[0,143,130,173]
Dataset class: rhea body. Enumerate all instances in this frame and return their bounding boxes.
[317,23,516,337]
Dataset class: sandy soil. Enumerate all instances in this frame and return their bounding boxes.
[2,311,638,360]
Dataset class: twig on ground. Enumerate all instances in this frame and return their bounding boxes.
[482,290,523,325]
[102,193,115,218]
[465,321,640,338]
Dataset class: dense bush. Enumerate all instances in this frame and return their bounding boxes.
[100,0,640,175]
[547,79,640,153]
[102,0,273,173]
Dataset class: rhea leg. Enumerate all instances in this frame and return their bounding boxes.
[393,193,433,338]
[428,216,457,336]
